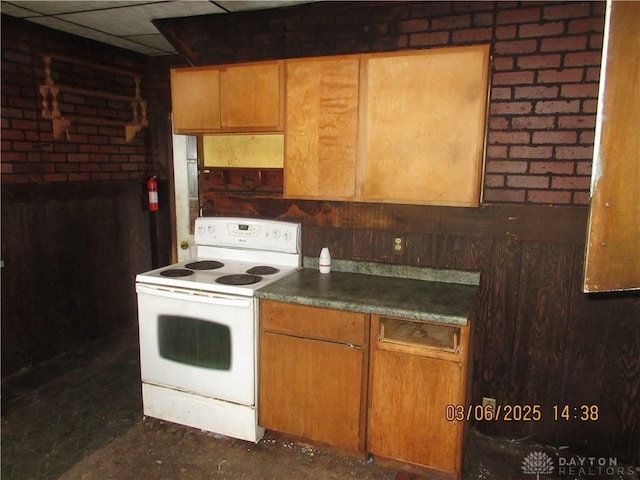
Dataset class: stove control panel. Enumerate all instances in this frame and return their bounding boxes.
[195,217,300,253]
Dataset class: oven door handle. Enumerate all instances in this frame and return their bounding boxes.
[136,283,254,308]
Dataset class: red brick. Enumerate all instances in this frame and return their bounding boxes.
[452,27,493,43]
[527,189,571,204]
[494,39,538,55]
[576,161,592,175]
[483,188,526,203]
[541,35,588,52]
[493,71,535,86]
[564,51,601,67]
[399,19,428,33]
[490,101,533,115]
[453,2,494,14]
[431,14,471,30]
[486,145,508,159]
[573,191,590,205]
[557,115,595,129]
[1,129,25,140]
[510,145,553,159]
[581,99,598,113]
[491,87,512,101]
[493,57,515,71]
[532,131,578,144]
[474,12,494,27]
[517,54,562,69]
[579,131,595,144]
[495,25,517,40]
[589,33,603,50]
[512,116,555,130]
[551,176,591,190]
[507,175,549,188]
[497,7,541,25]
[409,31,449,47]
[537,68,584,83]
[535,100,580,114]
[514,85,558,99]
[544,3,591,20]
[489,116,509,129]
[561,83,598,98]
[485,160,528,173]
[556,146,594,160]
[529,161,575,175]
[67,173,92,181]
[519,22,565,38]
[489,131,531,144]
[568,17,605,34]
[43,173,68,182]
[484,174,505,187]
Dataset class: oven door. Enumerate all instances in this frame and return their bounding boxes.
[136,283,256,406]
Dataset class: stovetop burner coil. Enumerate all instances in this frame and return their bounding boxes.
[215,274,262,285]
[160,268,194,277]
[184,260,224,270]
[246,265,280,275]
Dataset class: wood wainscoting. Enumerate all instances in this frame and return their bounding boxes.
[0,180,172,378]
[203,193,640,463]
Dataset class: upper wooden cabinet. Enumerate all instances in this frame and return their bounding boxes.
[362,46,490,206]
[284,56,360,200]
[284,45,491,207]
[171,61,284,134]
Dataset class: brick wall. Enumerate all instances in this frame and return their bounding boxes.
[165,0,605,206]
[1,15,160,185]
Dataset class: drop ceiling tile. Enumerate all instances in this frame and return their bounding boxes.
[56,2,225,36]
[216,0,312,13]
[125,33,177,54]
[28,15,164,54]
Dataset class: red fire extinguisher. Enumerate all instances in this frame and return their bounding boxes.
[147,175,158,211]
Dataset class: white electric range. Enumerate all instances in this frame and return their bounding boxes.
[135,217,301,442]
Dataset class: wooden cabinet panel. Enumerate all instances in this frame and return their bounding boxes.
[259,331,364,451]
[362,45,490,207]
[368,349,464,473]
[285,56,360,200]
[584,0,640,292]
[220,62,283,130]
[260,299,365,345]
[170,67,221,132]
[367,315,470,477]
[170,61,283,134]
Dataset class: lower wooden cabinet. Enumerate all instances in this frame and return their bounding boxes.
[258,300,368,452]
[258,301,470,478]
[367,316,470,479]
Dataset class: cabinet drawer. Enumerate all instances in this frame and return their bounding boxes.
[374,315,468,361]
[260,300,366,346]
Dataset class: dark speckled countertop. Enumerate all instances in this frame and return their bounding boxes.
[255,259,479,326]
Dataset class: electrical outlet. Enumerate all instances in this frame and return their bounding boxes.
[392,236,405,255]
[482,397,496,411]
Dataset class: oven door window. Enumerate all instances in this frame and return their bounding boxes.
[158,315,231,370]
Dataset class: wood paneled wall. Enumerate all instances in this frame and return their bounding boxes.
[203,193,640,463]
[0,181,172,378]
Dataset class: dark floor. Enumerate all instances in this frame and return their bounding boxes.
[1,328,638,480]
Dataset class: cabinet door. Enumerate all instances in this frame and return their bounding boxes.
[367,348,464,473]
[259,331,364,451]
[220,62,283,131]
[171,67,221,133]
[284,56,360,200]
[362,45,490,206]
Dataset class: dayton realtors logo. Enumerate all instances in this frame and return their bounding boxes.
[522,451,554,479]
[522,451,636,478]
